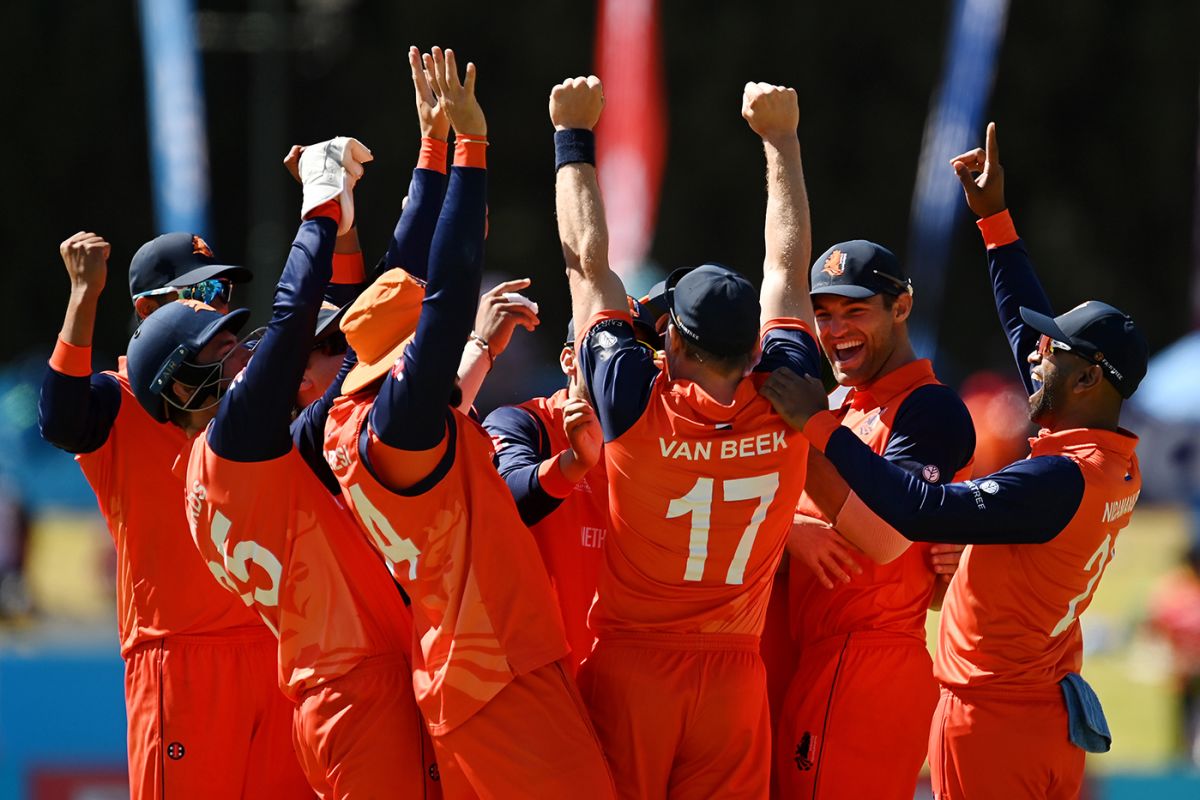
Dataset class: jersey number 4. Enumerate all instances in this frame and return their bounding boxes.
[667,473,779,585]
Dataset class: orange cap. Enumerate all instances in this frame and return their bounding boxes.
[340,268,426,395]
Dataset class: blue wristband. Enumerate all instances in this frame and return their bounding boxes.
[554,129,596,171]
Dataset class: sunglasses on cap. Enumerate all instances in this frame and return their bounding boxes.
[133,278,233,307]
[1036,334,1126,383]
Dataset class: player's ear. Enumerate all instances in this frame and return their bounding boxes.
[134,295,161,320]
[1073,363,1103,394]
[559,346,575,377]
[892,292,913,323]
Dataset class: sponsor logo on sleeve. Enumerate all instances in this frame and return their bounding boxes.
[921,464,941,482]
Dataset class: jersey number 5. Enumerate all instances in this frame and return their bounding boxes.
[667,473,780,585]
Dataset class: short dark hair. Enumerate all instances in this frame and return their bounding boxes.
[678,334,756,377]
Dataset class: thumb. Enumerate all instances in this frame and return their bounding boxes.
[952,160,979,194]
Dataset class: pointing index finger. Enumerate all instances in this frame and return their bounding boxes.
[985,122,999,171]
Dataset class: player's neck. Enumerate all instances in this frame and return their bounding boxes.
[670,358,742,404]
[855,337,917,390]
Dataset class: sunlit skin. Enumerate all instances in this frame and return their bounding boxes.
[1025,345,1102,428]
[297,349,344,408]
[814,292,915,388]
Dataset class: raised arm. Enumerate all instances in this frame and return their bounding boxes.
[950,123,1053,393]
[743,83,812,328]
[550,76,628,334]
[210,137,371,460]
[39,232,123,454]
[368,48,488,490]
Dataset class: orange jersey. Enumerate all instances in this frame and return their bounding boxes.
[935,427,1141,690]
[592,370,809,638]
[77,363,262,655]
[513,389,609,671]
[791,359,974,644]
[183,437,410,700]
[325,399,569,734]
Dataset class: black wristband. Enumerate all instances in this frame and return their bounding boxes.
[554,129,596,171]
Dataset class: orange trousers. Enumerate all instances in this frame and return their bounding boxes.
[124,629,312,799]
[929,685,1085,800]
[293,652,439,799]
[579,633,770,800]
[775,631,938,800]
[431,660,614,800]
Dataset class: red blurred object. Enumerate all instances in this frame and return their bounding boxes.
[959,370,1032,477]
[594,0,667,278]
[29,768,127,800]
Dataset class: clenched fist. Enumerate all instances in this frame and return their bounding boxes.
[742,82,799,144]
[549,76,604,131]
[60,231,110,295]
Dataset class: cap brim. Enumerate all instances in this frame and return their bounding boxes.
[810,284,877,299]
[170,264,254,288]
[341,333,413,396]
[315,302,351,341]
[195,306,251,350]
[1019,307,1070,342]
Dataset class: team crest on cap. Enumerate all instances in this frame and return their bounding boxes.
[192,235,214,257]
[822,250,847,277]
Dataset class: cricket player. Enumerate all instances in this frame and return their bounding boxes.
[124,134,439,798]
[760,122,1147,800]
[775,241,975,799]
[552,75,821,798]
[39,232,311,798]
[323,49,614,799]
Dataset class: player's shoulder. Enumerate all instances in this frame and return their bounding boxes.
[895,383,973,432]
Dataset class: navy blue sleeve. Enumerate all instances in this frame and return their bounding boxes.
[483,404,564,525]
[209,217,336,462]
[882,384,976,482]
[755,326,822,378]
[38,368,122,454]
[371,166,486,451]
[383,168,448,282]
[291,348,357,494]
[579,318,659,442]
[986,239,1055,394]
[822,425,1084,544]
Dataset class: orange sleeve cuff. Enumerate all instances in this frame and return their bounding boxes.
[332,252,366,285]
[976,209,1018,249]
[575,309,634,353]
[453,137,488,169]
[537,453,578,499]
[760,316,815,341]
[305,199,342,226]
[802,410,841,452]
[50,337,92,378]
[418,137,449,173]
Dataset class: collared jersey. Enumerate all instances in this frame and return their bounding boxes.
[183,438,410,700]
[506,389,610,670]
[324,400,569,734]
[78,362,262,656]
[791,359,975,644]
[579,313,821,639]
[935,427,1141,690]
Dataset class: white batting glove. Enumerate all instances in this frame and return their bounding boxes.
[299,136,373,235]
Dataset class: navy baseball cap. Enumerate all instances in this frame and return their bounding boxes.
[1020,301,1148,399]
[666,264,760,357]
[126,301,250,422]
[128,233,253,299]
[810,241,912,299]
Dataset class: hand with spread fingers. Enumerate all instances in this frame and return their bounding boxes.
[549,75,605,131]
[410,45,450,142]
[949,121,1006,219]
[423,46,485,138]
[741,82,799,145]
[759,367,829,431]
[474,278,540,358]
[788,513,864,590]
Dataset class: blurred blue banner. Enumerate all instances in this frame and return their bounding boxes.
[907,0,1010,362]
[137,0,210,236]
